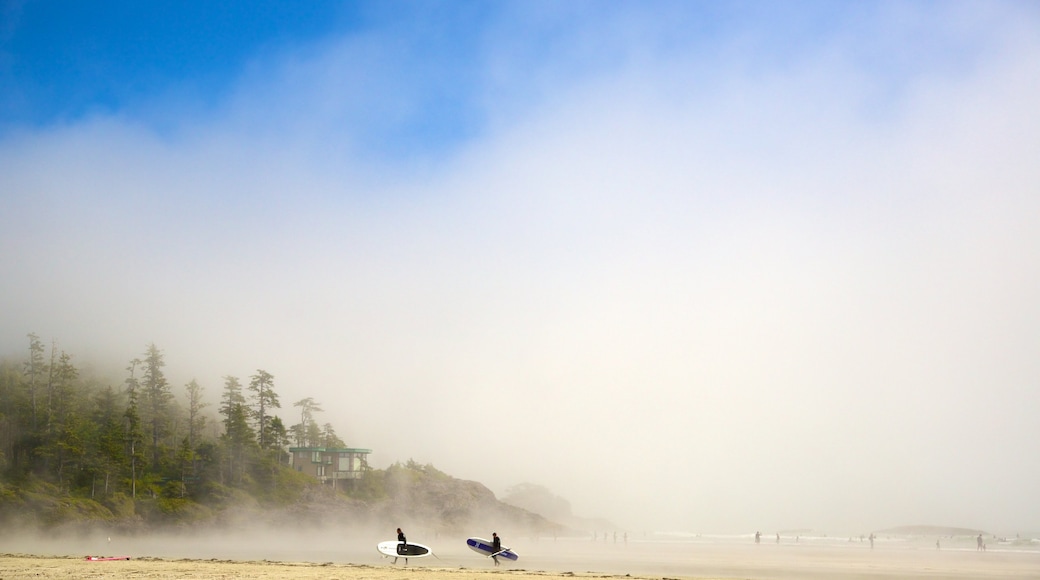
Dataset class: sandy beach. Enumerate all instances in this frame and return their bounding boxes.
[2,534,1038,580]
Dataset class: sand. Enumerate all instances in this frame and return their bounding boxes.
[2,539,1039,580]
[1,556,594,580]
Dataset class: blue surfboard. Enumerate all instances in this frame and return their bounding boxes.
[466,537,519,561]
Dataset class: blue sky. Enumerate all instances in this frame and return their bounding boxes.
[2,2,353,121]
[2,1,1040,534]
[3,2,1009,156]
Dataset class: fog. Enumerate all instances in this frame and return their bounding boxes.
[2,3,1039,535]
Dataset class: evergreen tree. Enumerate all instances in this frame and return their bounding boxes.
[140,344,172,470]
[49,351,77,433]
[321,422,345,448]
[305,420,323,448]
[219,376,245,434]
[23,333,45,431]
[265,415,289,455]
[222,401,255,485]
[44,340,57,435]
[292,397,322,447]
[248,370,279,449]
[123,359,145,499]
[91,386,127,497]
[47,350,80,486]
[184,379,207,476]
[0,360,20,470]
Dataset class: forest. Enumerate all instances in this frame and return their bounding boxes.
[0,333,374,529]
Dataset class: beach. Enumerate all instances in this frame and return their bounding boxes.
[2,533,1038,580]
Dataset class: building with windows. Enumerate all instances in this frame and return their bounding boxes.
[289,446,372,486]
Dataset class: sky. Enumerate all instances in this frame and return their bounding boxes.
[1,1,1039,535]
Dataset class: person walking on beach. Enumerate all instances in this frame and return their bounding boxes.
[394,527,409,564]
[977,534,984,551]
[755,531,761,544]
[491,532,502,566]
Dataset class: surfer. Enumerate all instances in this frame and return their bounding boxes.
[491,532,502,566]
[396,528,408,564]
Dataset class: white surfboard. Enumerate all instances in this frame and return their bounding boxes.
[377,540,432,559]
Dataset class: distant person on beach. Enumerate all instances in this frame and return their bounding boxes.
[977,534,984,551]
[936,539,940,550]
[491,532,502,566]
[869,533,875,549]
[755,531,761,544]
[776,533,780,544]
[392,527,409,564]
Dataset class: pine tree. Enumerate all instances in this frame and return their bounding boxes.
[321,423,345,448]
[49,350,80,486]
[292,397,323,447]
[23,333,46,431]
[222,402,255,485]
[123,395,144,499]
[248,370,279,449]
[219,376,245,434]
[140,344,172,470]
[184,379,207,477]
[123,359,145,499]
[92,386,127,497]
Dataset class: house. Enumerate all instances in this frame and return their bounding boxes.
[289,446,372,486]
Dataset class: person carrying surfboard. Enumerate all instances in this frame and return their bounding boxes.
[397,528,407,555]
[491,532,502,566]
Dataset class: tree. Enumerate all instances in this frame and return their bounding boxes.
[0,359,24,470]
[221,402,255,485]
[49,351,77,431]
[44,339,57,434]
[47,350,80,486]
[219,376,245,434]
[321,423,345,448]
[292,397,323,447]
[248,370,279,449]
[265,416,289,455]
[23,333,46,431]
[124,391,145,499]
[184,379,207,476]
[139,344,172,470]
[91,386,127,497]
[305,421,323,448]
[219,375,252,484]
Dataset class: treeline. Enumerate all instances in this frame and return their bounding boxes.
[0,333,356,511]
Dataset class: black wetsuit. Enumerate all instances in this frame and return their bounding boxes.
[398,531,407,554]
[492,535,502,565]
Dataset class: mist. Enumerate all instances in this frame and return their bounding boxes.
[2,3,1039,535]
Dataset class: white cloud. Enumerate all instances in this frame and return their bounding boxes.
[1,2,1039,534]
